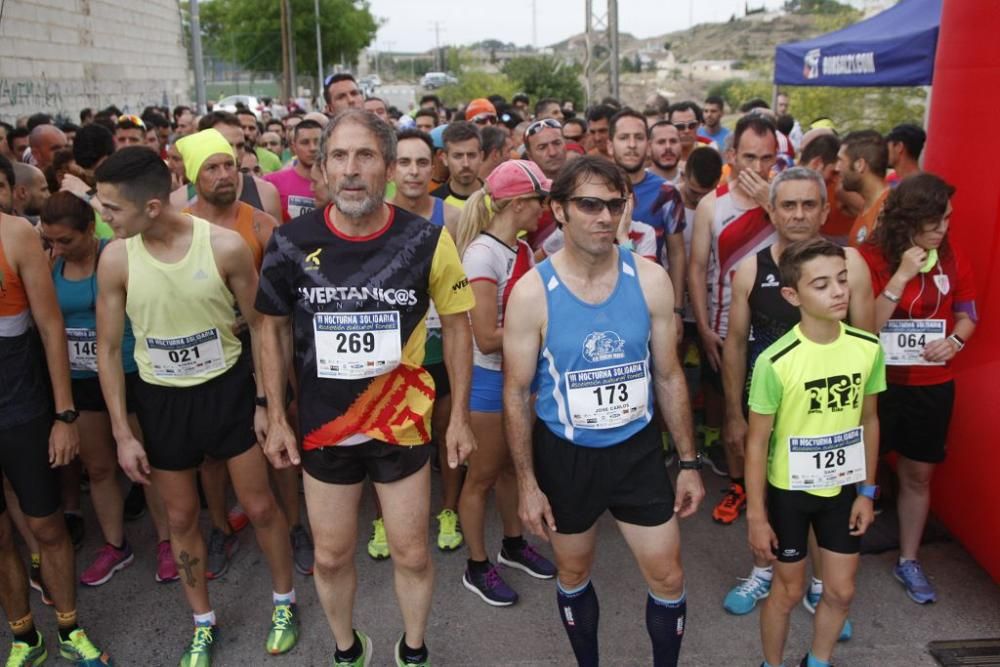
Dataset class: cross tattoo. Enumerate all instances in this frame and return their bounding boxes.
[177,551,200,587]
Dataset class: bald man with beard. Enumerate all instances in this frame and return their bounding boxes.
[28,125,67,171]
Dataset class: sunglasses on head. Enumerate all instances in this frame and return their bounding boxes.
[471,113,497,125]
[526,118,562,138]
[118,114,146,130]
[568,196,628,216]
[673,121,699,132]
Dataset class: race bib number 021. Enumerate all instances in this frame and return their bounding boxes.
[314,311,401,380]
[146,329,225,378]
[566,361,648,430]
[67,328,98,373]
[788,427,866,491]
[880,319,945,366]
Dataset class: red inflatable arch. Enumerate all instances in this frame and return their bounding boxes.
[923,0,1000,583]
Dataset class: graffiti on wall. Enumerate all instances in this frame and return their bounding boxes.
[0,78,187,120]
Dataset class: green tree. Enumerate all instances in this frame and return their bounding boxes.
[198,0,379,75]
[437,72,518,107]
[502,57,584,108]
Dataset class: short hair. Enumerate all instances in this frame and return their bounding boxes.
[586,104,616,124]
[59,122,81,135]
[775,114,795,136]
[886,123,926,161]
[26,113,53,131]
[769,166,827,209]
[319,108,397,165]
[609,108,647,138]
[292,119,323,140]
[40,191,95,233]
[141,114,169,130]
[668,101,704,124]
[396,128,435,157]
[265,119,284,132]
[94,146,172,205]
[173,105,193,121]
[704,95,725,110]
[0,154,13,190]
[235,108,258,121]
[549,155,628,204]
[6,127,28,154]
[441,121,482,151]
[563,118,587,134]
[732,114,778,152]
[512,93,530,106]
[600,96,622,110]
[323,73,358,106]
[740,98,770,113]
[646,93,671,115]
[480,126,507,156]
[80,108,95,124]
[198,110,240,131]
[364,96,387,107]
[534,97,561,117]
[842,130,888,178]
[800,134,840,167]
[414,109,438,126]
[779,237,845,289]
[73,124,116,170]
[685,147,723,189]
[420,94,442,109]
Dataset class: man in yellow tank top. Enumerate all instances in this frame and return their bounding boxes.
[93,147,298,667]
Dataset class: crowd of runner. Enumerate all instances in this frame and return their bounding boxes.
[0,72,977,667]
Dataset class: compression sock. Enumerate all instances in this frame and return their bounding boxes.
[646,590,687,667]
[557,579,599,667]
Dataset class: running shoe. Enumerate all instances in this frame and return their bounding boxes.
[205,528,239,580]
[712,482,747,525]
[802,589,853,642]
[394,635,430,667]
[367,518,389,561]
[894,560,937,604]
[462,564,518,606]
[123,483,146,521]
[6,633,46,667]
[28,561,53,606]
[436,509,463,551]
[57,628,112,666]
[64,513,85,551]
[227,504,249,533]
[80,543,134,587]
[155,541,179,583]
[334,630,372,667]
[290,525,314,576]
[179,624,215,667]
[497,543,556,579]
[265,603,299,655]
[722,573,771,615]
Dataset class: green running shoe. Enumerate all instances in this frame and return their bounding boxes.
[179,625,216,667]
[58,629,111,666]
[6,634,46,667]
[333,630,372,667]
[436,509,463,551]
[367,518,389,560]
[394,635,430,667]
[266,603,299,655]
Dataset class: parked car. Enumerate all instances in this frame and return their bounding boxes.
[420,72,457,89]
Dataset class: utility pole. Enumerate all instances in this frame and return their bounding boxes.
[431,22,443,71]
[279,0,291,101]
[189,0,207,113]
[532,0,537,49]
[583,0,619,105]
[287,0,298,98]
[314,0,324,101]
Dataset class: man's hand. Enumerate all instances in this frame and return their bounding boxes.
[748,518,778,563]
[263,418,300,469]
[849,496,875,536]
[519,482,556,540]
[445,417,476,468]
[49,421,79,468]
[699,326,725,371]
[117,434,151,484]
[253,405,269,445]
[735,169,770,209]
[615,197,635,246]
[673,469,705,518]
[60,173,91,199]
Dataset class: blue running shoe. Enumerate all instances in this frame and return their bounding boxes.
[462,564,518,606]
[894,560,937,604]
[722,574,771,615]
[497,543,556,579]
[802,589,853,642]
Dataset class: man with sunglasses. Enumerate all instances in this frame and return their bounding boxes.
[669,102,714,162]
[505,155,704,666]
[522,117,567,250]
[432,122,483,209]
[465,98,498,127]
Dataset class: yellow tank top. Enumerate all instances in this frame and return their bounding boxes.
[125,216,242,387]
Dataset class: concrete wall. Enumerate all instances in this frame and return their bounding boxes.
[0,0,189,123]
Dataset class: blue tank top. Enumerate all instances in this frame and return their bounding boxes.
[534,247,653,447]
[429,197,446,227]
[53,240,138,379]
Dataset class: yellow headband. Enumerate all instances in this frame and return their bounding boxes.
[175,128,236,184]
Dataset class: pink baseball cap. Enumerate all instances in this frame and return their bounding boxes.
[485,160,551,200]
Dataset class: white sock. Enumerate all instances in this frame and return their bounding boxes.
[273,590,296,605]
[810,577,823,595]
[752,565,773,581]
[193,611,216,627]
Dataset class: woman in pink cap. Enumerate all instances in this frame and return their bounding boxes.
[453,160,558,606]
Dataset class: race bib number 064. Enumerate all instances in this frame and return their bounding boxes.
[566,361,648,430]
[880,319,945,366]
[314,311,401,380]
[788,427,866,491]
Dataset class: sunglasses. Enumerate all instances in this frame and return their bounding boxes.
[673,121,699,132]
[118,114,147,130]
[526,118,562,138]
[471,113,497,125]
[569,196,628,217]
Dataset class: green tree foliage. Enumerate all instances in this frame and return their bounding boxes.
[502,57,585,109]
[437,72,518,107]
[198,0,378,74]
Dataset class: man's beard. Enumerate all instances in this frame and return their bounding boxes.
[616,157,644,175]
[335,177,385,218]
[203,186,238,207]
[652,154,679,171]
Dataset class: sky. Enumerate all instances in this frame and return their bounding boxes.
[367,0,870,53]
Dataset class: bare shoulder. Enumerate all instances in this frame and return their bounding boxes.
[170,185,189,209]
[694,189,718,218]
[208,222,250,258]
[255,176,279,196]
[635,252,672,296]
[733,252,758,290]
[251,207,279,233]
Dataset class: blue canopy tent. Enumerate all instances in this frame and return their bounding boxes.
[774,0,942,87]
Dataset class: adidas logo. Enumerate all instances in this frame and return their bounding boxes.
[193,269,209,281]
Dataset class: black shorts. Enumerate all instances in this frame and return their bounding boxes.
[426,362,451,400]
[0,415,61,518]
[71,373,139,413]
[767,484,860,563]
[878,381,954,464]
[302,440,430,485]
[133,361,256,471]
[699,337,724,393]
[533,420,675,534]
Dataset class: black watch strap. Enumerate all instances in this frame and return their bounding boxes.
[254,395,268,408]
[678,454,703,470]
[54,409,79,424]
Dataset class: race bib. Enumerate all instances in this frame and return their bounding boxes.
[788,427,866,491]
[146,329,226,378]
[314,311,401,380]
[880,319,946,366]
[287,195,316,220]
[67,328,98,373]
[566,361,648,429]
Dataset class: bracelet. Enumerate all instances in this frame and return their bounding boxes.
[947,334,965,351]
[881,289,901,303]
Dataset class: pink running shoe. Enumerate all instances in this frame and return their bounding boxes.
[80,543,134,586]
[155,540,179,583]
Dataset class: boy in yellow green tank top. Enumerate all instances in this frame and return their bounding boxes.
[745,238,885,667]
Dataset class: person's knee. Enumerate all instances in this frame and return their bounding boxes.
[462,468,500,497]
[165,504,200,536]
[769,567,806,611]
[390,537,431,573]
[313,542,355,577]
[820,578,855,610]
[28,514,69,548]
[901,468,933,492]
[557,563,593,590]
[242,492,280,527]
[0,514,14,549]
[84,457,116,484]
[646,564,685,599]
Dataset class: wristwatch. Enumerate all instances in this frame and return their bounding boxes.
[857,484,880,500]
[678,454,704,471]
[254,395,268,408]
[54,409,79,424]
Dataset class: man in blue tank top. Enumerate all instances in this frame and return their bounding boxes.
[504,156,706,667]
